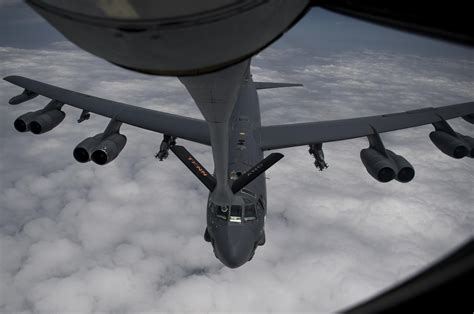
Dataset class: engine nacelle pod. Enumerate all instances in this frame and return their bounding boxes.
[73,133,103,163]
[91,134,127,165]
[386,150,415,183]
[462,114,474,124]
[360,148,397,182]
[14,110,42,132]
[429,131,469,159]
[458,134,474,158]
[28,109,66,134]
[9,90,38,105]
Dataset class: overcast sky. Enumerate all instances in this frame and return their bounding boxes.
[0,1,473,313]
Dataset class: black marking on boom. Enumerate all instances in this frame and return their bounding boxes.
[231,152,284,194]
[171,145,216,191]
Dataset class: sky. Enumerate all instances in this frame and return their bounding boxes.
[0,1,473,313]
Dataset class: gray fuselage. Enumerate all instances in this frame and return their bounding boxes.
[207,74,267,268]
[180,60,268,268]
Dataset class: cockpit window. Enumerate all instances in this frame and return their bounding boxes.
[211,202,245,223]
[215,205,228,221]
[244,204,256,221]
[229,205,242,223]
[230,205,241,216]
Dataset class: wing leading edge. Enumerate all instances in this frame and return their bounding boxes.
[4,76,211,145]
[259,102,474,150]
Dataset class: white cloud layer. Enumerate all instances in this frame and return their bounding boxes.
[0,44,473,312]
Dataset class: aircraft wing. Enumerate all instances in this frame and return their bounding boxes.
[4,76,211,145]
[254,82,303,90]
[259,102,474,150]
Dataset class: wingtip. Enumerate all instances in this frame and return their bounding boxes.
[275,152,285,159]
[3,75,20,82]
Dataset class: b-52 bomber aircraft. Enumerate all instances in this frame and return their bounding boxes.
[5,63,474,267]
[4,0,474,269]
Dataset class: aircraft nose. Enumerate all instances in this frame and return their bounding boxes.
[214,227,255,268]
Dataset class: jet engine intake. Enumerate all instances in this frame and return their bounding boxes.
[429,131,469,159]
[458,134,474,158]
[73,133,103,163]
[91,133,127,165]
[360,148,397,183]
[386,150,415,183]
[463,114,474,124]
[28,109,66,134]
[14,110,42,132]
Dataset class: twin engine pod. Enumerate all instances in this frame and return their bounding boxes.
[73,133,127,165]
[360,148,415,183]
[429,130,474,159]
[14,109,65,134]
[14,106,127,166]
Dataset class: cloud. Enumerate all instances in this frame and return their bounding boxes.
[0,42,473,313]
